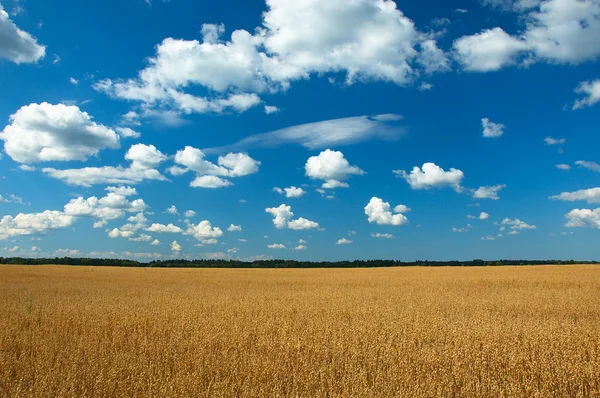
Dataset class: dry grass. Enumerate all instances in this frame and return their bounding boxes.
[1,264,599,397]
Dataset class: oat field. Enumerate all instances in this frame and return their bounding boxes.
[1,264,599,397]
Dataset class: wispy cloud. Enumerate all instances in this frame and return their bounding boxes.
[205,115,405,154]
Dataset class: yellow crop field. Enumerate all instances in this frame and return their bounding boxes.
[1,264,599,397]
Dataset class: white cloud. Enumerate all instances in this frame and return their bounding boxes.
[0,2,45,63]
[0,210,75,240]
[556,164,571,170]
[93,220,107,228]
[94,1,446,118]
[481,118,505,138]
[288,218,319,230]
[115,127,141,139]
[479,212,490,220]
[145,223,183,233]
[185,220,223,242]
[264,105,280,114]
[268,243,286,249]
[265,204,319,230]
[550,188,600,204]
[227,224,242,232]
[454,0,600,72]
[165,205,178,215]
[573,79,600,110]
[129,234,153,242]
[293,244,307,250]
[394,162,464,191]
[305,149,364,188]
[473,184,506,200]
[171,240,182,253]
[371,232,395,239]
[452,227,469,233]
[69,77,79,85]
[575,161,600,173]
[209,115,405,153]
[173,146,259,188]
[274,186,306,198]
[190,176,233,188]
[453,28,528,72]
[64,193,146,221]
[481,235,496,241]
[54,249,81,257]
[336,238,353,245]
[43,144,167,186]
[565,208,600,229]
[364,197,409,226]
[18,164,35,171]
[108,228,135,239]
[0,103,120,163]
[501,218,536,230]
[151,239,161,245]
[321,180,350,189]
[106,186,138,196]
[184,210,196,218]
[544,136,565,145]
[0,193,25,205]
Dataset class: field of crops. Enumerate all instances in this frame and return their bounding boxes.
[1,264,599,397]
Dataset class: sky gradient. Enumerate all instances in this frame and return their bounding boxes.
[1,0,599,261]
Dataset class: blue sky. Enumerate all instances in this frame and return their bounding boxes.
[1,0,599,261]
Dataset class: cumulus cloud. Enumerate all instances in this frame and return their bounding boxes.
[501,218,536,230]
[106,186,138,196]
[172,146,259,188]
[573,79,600,110]
[481,118,505,138]
[274,186,306,198]
[453,28,528,72]
[550,188,600,204]
[268,243,286,249]
[479,212,490,220]
[305,149,364,189]
[1,103,119,163]
[473,184,506,200]
[207,115,405,153]
[43,144,168,186]
[565,208,600,229]
[94,0,447,118]
[364,197,409,226]
[115,127,141,139]
[184,210,196,218]
[293,245,307,250]
[455,0,600,72]
[146,223,183,233]
[190,176,233,188]
[0,210,75,240]
[545,137,566,145]
[556,164,571,170]
[64,192,147,221]
[171,240,182,253]
[184,220,223,243]
[265,204,319,230]
[0,2,45,63]
[336,238,353,245]
[227,224,242,232]
[165,205,178,215]
[394,162,464,191]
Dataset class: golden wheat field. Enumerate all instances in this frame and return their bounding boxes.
[1,265,600,397]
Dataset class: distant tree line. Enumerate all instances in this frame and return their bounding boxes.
[0,257,595,268]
